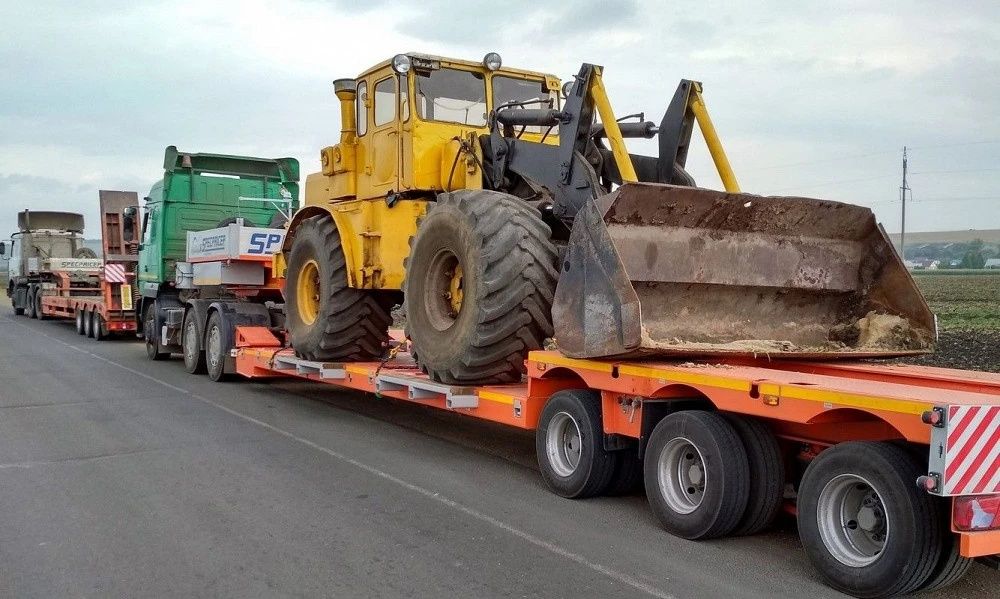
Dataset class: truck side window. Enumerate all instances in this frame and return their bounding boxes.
[356,80,368,136]
[373,77,395,126]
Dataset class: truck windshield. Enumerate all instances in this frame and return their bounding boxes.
[415,68,487,126]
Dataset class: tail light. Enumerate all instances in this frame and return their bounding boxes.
[954,494,1000,531]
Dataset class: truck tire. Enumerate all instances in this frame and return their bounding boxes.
[13,288,24,316]
[84,308,93,337]
[797,441,941,598]
[919,499,973,592]
[144,304,169,360]
[644,410,749,540]
[285,214,393,361]
[724,414,785,536]
[536,389,617,498]
[75,309,85,334]
[183,310,207,374]
[92,311,105,341]
[205,311,231,382]
[404,191,557,384]
[34,289,47,320]
[26,286,37,319]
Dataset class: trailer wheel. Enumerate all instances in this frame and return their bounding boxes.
[919,500,973,592]
[797,441,941,598]
[75,309,85,334]
[92,311,105,341]
[82,308,93,337]
[644,410,749,540]
[26,286,37,319]
[205,311,231,382]
[536,389,616,498]
[183,311,207,375]
[724,415,785,536]
[144,304,169,360]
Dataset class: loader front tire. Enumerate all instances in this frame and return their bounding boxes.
[285,214,393,362]
[404,191,558,384]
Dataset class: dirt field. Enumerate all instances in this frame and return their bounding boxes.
[905,272,1000,372]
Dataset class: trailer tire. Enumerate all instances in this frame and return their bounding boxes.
[797,441,941,598]
[205,311,231,382]
[26,286,37,319]
[536,389,617,499]
[285,214,393,362]
[75,309,85,334]
[144,304,169,360]
[83,308,93,337]
[724,415,785,536]
[404,190,557,385]
[644,410,749,540]
[183,310,207,375]
[92,311,105,341]
[920,500,973,592]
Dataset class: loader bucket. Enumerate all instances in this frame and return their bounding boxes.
[552,183,935,360]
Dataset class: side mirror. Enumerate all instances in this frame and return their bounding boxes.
[0,241,6,256]
[123,206,137,242]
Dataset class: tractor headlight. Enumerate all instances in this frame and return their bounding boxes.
[483,52,502,71]
[561,81,574,98]
[392,54,411,74]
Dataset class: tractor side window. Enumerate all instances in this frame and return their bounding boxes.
[356,80,368,136]
[415,68,487,126]
[492,76,557,134]
[373,77,395,126]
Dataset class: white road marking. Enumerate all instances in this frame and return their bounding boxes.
[7,316,675,599]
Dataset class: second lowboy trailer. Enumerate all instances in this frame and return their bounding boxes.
[212,323,1000,598]
[36,191,140,339]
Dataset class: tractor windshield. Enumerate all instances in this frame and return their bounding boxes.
[415,68,487,126]
[492,76,557,134]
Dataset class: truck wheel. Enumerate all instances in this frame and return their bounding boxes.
[83,308,93,337]
[285,214,393,361]
[205,311,231,382]
[644,410,749,540]
[536,389,616,498]
[797,441,941,598]
[183,310,207,374]
[919,499,973,592]
[92,311,105,341]
[34,290,47,320]
[26,286,37,319]
[75,309,85,334]
[144,304,169,360]
[13,288,24,316]
[724,415,785,536]
[405,190,557,384]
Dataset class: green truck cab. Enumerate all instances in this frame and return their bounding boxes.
[138,146,299,378]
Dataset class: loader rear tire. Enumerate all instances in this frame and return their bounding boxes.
[404,191,557,384]
[285,214,394,361]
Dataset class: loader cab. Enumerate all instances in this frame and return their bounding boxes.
[312,53,561,204]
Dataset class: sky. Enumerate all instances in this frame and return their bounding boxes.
[1,0,998,240]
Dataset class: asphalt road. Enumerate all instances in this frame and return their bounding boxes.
[0,301,995,598]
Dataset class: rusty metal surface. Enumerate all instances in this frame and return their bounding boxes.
[552,183,936,360]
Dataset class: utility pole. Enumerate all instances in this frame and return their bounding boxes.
[899,146,909,260]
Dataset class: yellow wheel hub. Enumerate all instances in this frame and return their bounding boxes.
[296,259,321,325]
[447,264,464,315]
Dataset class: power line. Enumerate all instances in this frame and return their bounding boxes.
[766,173,897,194]
[910,167,1000,175]
[749,150,896,171]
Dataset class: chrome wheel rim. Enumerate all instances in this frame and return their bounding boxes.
[657,437,707,514]
[816,474,889,567]
[207,325,222,369]
[546,412,583,477]
[184,320,198,362]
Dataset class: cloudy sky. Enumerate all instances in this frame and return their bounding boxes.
[1,0,997,239]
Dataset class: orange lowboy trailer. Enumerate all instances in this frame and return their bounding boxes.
[229,323,1000,597]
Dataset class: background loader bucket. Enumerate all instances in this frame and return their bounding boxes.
[552,183,936,360]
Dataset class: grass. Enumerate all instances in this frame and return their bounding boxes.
[913,272,1000,331]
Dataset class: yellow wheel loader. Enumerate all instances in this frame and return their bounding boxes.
[279,52,933,385]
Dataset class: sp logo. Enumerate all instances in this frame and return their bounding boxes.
[248,232,283,254]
